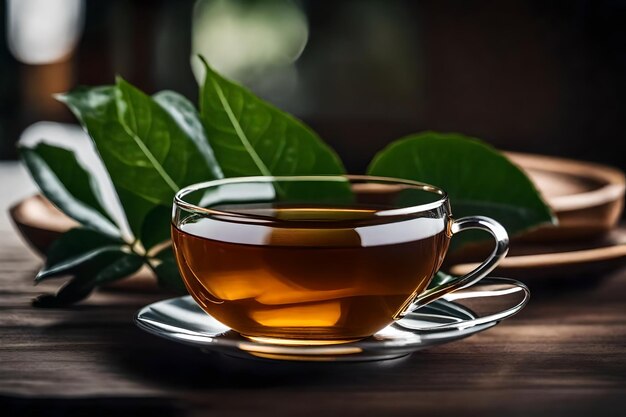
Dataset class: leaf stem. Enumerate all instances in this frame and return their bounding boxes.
[144,257,159,278]
[129,242,158,280]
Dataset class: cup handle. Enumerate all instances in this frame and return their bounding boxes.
[410,216,509,310]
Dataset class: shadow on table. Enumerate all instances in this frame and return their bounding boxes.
[0,395,186,417]
[112,329,413,390]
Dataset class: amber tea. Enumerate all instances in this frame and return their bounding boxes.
[172,204,450,343]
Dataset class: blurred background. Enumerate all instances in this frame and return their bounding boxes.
[1,0,625,173]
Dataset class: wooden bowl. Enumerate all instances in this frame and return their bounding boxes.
[9,194,77,256]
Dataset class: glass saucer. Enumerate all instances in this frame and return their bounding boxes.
[135,277,529,362]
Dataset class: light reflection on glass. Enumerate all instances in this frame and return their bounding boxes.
[238,340,362,354]
[444,286,524,301]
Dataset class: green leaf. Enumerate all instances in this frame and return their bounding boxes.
[153,90,224,180]
[57,81,221,249]
[152,246,187,293]
[91,251,144,285]
[37,246,123,282]
[33,249,144,307]
[198,56,345,177]
[36,228,125,282]
[368,132,555,248]
[20,143,120,238]
[33,226,144,307]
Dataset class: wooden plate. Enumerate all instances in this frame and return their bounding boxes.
[9,152,626,280]
[448,227,626,280]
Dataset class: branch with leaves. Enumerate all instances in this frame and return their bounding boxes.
[19,56,554,306]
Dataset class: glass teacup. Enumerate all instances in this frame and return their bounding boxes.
[172,175,508,345]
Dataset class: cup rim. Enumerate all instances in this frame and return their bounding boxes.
[174,175,449,222]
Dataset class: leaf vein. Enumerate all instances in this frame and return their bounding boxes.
[211,78,271,176]
[117,92,179,193]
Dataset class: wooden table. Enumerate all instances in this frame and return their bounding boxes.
[1,164,625,417]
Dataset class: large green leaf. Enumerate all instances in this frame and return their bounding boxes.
[114,77,221,202]
[58,81,221,249]
[20,143,119,238]
[368,132,555,246]
[198,56,345,177]
[57,86,155,241]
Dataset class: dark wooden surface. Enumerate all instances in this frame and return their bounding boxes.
[1,174,626,416]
